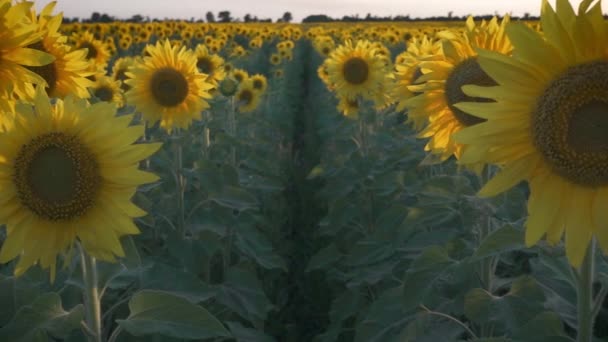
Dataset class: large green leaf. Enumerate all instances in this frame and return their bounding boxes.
[0,292,83,342]
[117,290,230,339]
[471,225,525,261]
[209,186,259,210]
[306,243,343,272]
[225,321,276,342]
[215,267,274,326]
[464,276,547,333]
[139,262,215,303]
[354,286,408,342]
[0,274,44,326]
[235,224,287,271]
[402,245,455,308]
[529,253,577,327]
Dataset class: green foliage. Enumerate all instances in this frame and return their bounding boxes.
[2,31,608,342]
[116,290,230,339]
[0,292,84,342]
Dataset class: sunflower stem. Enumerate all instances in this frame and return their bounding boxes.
[477,167,495,337]
[228,96,237,166]
[576,239,596,342]
[223,96,238,275]
[79,246,102,342]
[202,110,211,158]
[174,129,186,238]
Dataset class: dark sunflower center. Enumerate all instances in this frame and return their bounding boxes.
[322,47,330,55]
[253,79,263,90]
[94,86,114,102]
[234,73,244,83]
[197,57,213,74]
[13,132,101,221]
[79,42,98,60]
[445,57,496,126]
[25,42,58,95]
[532,61,608,187]
[342,57,369,85]
[238,89,253,105]
[149,67,189,107]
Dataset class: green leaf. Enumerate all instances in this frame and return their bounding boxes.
[117,290,231,339]
[512,311,567,341]
[209,186,259,210]
[472,225,525,261]
[354,286,407,342]
[0,292,84,342]
[529,253,577,327]
[402,246,455,308]
[306,243,343,272]
[0,274,44,326]
[216,267,274,326]
[463,288,495,325]
[329,289,363,324]
[225,321,276,342]
[235,224,287,271]
[140,262,215,303]
[464,276,547,332]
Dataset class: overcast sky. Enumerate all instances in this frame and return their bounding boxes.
[38,0,606,22]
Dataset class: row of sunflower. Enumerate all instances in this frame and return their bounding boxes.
[0,1,299,341]
[307,0,608,341]
[0,0,606,340]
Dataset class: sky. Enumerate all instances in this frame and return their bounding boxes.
[37,0,607,22]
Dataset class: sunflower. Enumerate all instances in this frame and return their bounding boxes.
[391,34,442,130]
[90,75,124,107]
[111,56,137,92]
[125,40,213,131]
[453,0,608,267]
[313,36,335,57]
[337,96,359,118]
[270,53,281,65]
[232,68,249,84]
[20,39,94,100]
[324,40,388,102]
[235,79,261,113]
[0,0,54,113]
[73,31,111,72]
[193,44,226,85]
[0,87,161,281]
[250,74,268,94]
[403,16,511,167]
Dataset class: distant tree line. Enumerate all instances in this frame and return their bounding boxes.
[62,11,292,24]
[66,10,582,24]
[301,12,543,23]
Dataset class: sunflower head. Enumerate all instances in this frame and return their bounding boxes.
[0,87,161,281]
[324,40,389,101]
[403,15,512,166]
[235,79,261,113]
[453,0,608,266]
[125,40,213,131]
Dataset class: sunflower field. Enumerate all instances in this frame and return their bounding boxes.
[0,0,607,341]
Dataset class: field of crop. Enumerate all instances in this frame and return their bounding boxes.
[0,0,607,341]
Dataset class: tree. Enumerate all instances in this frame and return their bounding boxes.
[244,14,252,22]
[218,11,232,23]
[129,14,144,23]
[281,11,292,23]
[206,11,215,22]
[90,12,100,22]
